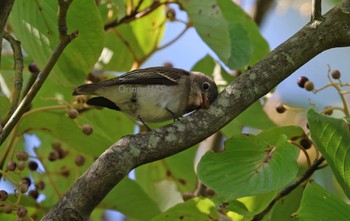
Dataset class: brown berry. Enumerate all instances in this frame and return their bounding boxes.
[163,62,174,68]
[28,161,38,171]
[35,181,45,190]
[82,124,93,135]
[28,62,40,74]
[7,160,17,171]
[297,76,309,88]
[29,189,39,199]
[275,103,286,114]
[0,190,8,201]
[304,81,314,91]
[17,205,28,218]
[166,8,176,21]
[3,204,12,213]
[331,69,341,79]
[74,155,85,166]
[16,151,29,161]
[48,151,59,161]
[300,138,312,149]
[19,181,28,193]
[67,109,79,119]
[205,188,215,197]
[75,95,87,104]
[18,161,26,170]
[22,177,32,187]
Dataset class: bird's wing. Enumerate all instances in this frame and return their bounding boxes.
[98,67,189,86]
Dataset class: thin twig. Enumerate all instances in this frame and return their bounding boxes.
[252,157,325,221]
[311,0,322,21]
[104,1,169,30]
[0,0,15,66]
[0,0,77,146]
[1,32,24,126]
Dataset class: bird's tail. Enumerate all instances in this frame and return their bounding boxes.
[72,83,100,96]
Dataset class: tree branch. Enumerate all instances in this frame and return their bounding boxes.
[104,1,169,30]
[311,0,322,21]
[251,157,325,221]
[0,0,77,145]
[1,32,23,125]
[43,1,350,220]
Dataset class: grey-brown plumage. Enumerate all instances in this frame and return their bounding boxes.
[73,67,218,123]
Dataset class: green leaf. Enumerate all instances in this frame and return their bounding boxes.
[267,185,304,221]
[97,0,166,71]
[18,108,132,156]
[151,197,218,221]
[101,177,161,220]
[198,131,299,200]
[0,95,10,119]
[180,0,269,69]
[9,0,104,86]
[307,109,350,199]
[135,147,198,208]
[295,181,350,221]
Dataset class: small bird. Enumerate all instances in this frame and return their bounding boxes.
[72,66,218,125]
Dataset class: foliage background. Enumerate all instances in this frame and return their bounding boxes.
[0,0,350,220]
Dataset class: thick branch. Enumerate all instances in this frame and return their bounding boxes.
[0,0,76,145]
[43,2,350,221]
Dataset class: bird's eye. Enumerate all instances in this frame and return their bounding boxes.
[202,82,210,91]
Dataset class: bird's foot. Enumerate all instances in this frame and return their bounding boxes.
[137,115,152,131]
[166,108,182,122]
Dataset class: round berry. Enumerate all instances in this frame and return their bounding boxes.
[28,62,40,74]
[163,62,174,68]
[16,151,29,161]
[82,124,93,135]
[28,161,38,171]
[29,189,39,199]
[3,204,12,213]
[36,181,45,191]
[21,177,32,187]
[19,182,28,193]
[7,160,17,171]
[275,103,286,114]
[0,190,8,201]
[166,8,176,21]
[67,109,79,119]
[297,76,309,88]
[205,188,215,197]
[17,205,28,218]
[74,155,85,166]
[331,69,341,79]
[304,81,314,91]
[300,138,312,149]
[48,151,59,161]
[17,161,26,170]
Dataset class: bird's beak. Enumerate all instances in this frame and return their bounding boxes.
[201,92,210,109]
